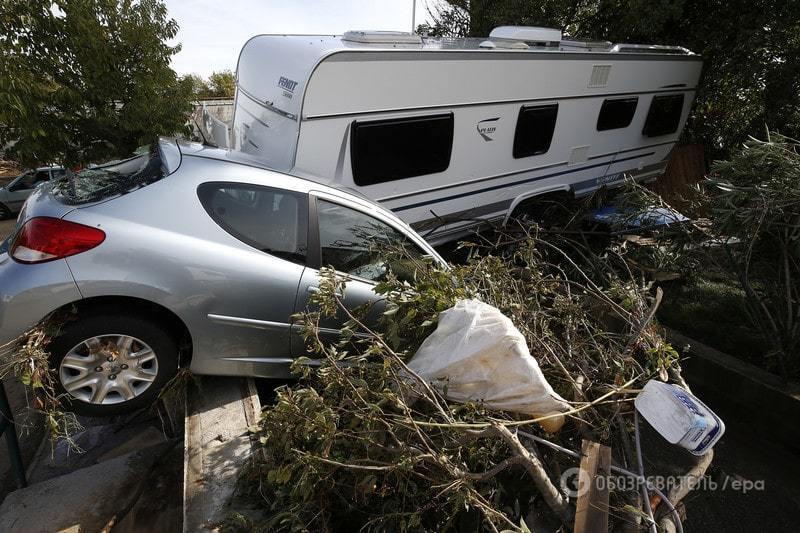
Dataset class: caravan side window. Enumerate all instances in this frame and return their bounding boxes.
[597,97,638,131]
[350,113,454,186]
[642,94,685,137]
[513,104,558,159]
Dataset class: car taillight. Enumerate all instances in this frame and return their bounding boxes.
[10,217,106,264]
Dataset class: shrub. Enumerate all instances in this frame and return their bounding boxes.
[709,133,800,379]
[240,232,685,532]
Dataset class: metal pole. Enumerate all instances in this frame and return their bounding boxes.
[411,0,417,33]
[0,381,27,489]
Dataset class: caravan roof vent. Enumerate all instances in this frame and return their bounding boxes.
[489,26,562,44]
[342,30,423,45]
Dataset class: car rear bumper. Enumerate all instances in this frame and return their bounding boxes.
[0,253,82,345]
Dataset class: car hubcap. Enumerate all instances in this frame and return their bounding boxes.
[59,335,159,405]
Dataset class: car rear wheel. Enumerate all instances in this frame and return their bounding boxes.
[0,203,11,220]
[50,313,179,416]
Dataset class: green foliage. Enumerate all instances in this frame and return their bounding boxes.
[427,0,800,156]
[707,133,800,378]
[181,73,211,99]
[207,70,235,98]
[243,232,681,531]
[0,0,193,167]
[182,69,236,99]
[0,311,83,451]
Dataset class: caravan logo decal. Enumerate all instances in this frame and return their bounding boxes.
[278,76,299,98]
[476,117,499,141]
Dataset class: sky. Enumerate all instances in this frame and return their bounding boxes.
[165,0,435,77]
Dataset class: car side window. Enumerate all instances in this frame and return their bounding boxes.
[316,199,427,282]
[11,171,38,190]
[198,182,308,265]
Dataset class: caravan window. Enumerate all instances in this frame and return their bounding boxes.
[513,104,558,159]
[642,94,685,137]
[597,97,638,131]
[350,113,454,186]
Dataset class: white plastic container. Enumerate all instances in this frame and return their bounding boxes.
[634,380,725,456]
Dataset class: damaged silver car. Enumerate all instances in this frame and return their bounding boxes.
[0,139,445,416]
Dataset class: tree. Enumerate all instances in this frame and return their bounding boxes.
[708,134,800,379]
[425,0,800,157]
[180,70,234,100]
[181,73,211,100]
[207,70,235,98]
[0,0,194,167]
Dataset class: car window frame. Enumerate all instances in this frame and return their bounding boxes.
[307,191,440,284]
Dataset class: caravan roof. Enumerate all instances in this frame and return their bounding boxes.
[235,30,698,123]
[230,29,701,244]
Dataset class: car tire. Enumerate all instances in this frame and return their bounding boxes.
[49,312,179,417]
[0,203,11,220]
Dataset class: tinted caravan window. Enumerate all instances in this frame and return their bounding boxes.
[351,113,454,186]
[642,94,685,137]
[513,104,558,159]
[597,97,638,131]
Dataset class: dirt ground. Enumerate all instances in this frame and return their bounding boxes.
[0,160,20,181]
[679,376,800,532]
[0,219,15,240]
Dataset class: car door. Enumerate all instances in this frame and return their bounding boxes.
[196,182,310,369]
[291,192,431,356]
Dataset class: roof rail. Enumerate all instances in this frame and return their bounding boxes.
[610,43,693,55]
[342,30,422,44]
[560,39,612,49]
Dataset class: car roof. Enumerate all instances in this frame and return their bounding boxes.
[177,140,280,172]
[177,141,393,215]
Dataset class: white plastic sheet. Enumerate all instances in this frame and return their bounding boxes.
[408,299,570,426]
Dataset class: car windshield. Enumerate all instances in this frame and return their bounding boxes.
[53,145,165,205]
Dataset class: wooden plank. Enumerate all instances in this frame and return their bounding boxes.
[648,144,706,211]
[573,440,612,533]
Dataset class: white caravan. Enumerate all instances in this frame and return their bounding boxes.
[226,27,702,244]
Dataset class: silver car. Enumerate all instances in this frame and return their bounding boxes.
[0,166,66,219]
[0,139,445,416]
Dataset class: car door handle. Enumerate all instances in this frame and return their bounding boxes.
[307,285,343,297]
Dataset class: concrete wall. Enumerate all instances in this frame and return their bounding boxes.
[195,99,233,124]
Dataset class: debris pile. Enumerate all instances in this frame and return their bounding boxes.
[237,222,714,532]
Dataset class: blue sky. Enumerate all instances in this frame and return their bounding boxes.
[165,0,434,77]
